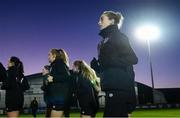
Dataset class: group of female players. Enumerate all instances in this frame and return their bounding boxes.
[0,10,138,118]
[0,48,101,118]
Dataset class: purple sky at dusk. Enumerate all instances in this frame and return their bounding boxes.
[0,0,180,88]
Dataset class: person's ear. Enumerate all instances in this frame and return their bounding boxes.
[53,54,56,60]
[111,19,115,25]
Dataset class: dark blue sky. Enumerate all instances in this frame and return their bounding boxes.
[0,0,180,88]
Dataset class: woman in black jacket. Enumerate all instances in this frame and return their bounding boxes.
[97,11,138,117]
[72,60,101,118]
[41,65,51,117]
[1,56,29,117]
[47,48,71,117]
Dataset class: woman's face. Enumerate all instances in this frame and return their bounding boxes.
[98,14,113,30]
[7,58,14,68]
[48,52,56,63]
[72,65,79,72]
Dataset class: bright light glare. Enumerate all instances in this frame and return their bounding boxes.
[135,25,160,41]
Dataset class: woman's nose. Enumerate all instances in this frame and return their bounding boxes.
[98,20,101,25]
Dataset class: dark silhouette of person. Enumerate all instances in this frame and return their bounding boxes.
[30,97,38,118]
[1,56,29,117]
[41,65,52,118]
[47,48,71,117]
[72,60,101,118]
[97,11,138,117]
[0,62,7,82]
[90,57,102,74]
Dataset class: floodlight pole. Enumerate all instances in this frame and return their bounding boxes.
[147,39,155,104]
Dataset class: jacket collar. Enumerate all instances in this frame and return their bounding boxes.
[99,25,119,38]
[50,59,59,66]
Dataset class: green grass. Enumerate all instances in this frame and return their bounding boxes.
[132,108,180,117]
[0,108,180,117]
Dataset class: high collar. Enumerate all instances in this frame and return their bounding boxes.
[8,66,16,71]
[50,58,65,66]
[50,59,59,66]
[99,25,119,38]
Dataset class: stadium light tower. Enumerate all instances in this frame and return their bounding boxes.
[135,24,160,104]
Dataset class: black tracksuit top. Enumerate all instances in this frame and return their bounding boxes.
[98,25,138,91]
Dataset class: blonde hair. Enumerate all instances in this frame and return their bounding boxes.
[50,48,69,67]
[74,60,101,92]
[59,49,69,67]
[103,11,124,29]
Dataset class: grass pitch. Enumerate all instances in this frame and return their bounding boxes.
[0,108,180,117]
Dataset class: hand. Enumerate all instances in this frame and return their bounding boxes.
[47,75,53,82]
